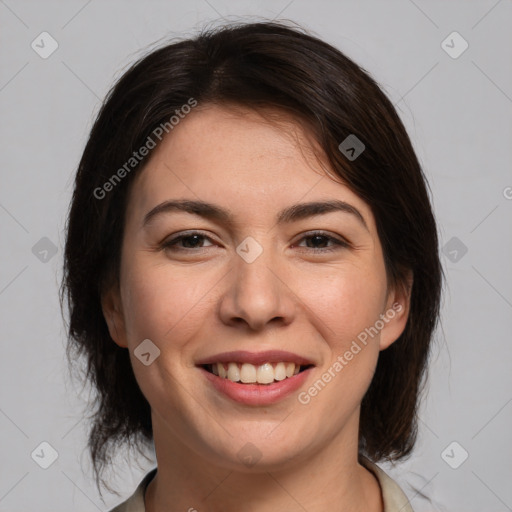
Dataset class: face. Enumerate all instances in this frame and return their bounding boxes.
[103,104,410,471]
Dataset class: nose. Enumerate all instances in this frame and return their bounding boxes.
[218,244,296,331]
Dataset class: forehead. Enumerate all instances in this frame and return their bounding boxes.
[141,104,327,181]
[126,104,374,226]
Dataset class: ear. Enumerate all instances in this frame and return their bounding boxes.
[379,270,413,351]
[101,285,128,348]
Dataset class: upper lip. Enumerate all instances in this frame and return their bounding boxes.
[195,350,316,367]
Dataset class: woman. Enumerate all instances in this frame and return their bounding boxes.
[61,20,442,512]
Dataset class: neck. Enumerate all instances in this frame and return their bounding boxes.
[144,411,382,512]
[145,412,383,512]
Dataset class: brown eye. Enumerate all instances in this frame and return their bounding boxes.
[295,231,349,252]
[305,234,330,248]
[162,232,215,251]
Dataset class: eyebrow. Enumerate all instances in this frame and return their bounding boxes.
[143,199,368,230]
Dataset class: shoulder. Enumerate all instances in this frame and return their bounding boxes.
[360,456,414,512]
[108,468,157,512]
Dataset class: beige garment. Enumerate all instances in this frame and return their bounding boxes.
[109,457,414,512]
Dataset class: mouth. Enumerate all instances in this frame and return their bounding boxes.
[197,361,315,406]
[195,350,316,405]
[199,362,315,385]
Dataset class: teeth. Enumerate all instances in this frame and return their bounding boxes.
[227,362,240,382]
[211,362,306,384]
[274,362,287,381]
[257,363,275,384]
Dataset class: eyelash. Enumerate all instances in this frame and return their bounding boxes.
[161,230,349,253]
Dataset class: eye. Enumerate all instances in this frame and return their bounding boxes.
[160,230,349,254]
[161,231,216,251]
[294,231,349,252]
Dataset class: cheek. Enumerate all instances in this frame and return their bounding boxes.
[118,257,213,404]
[297,264,388,349]
[120,255,212,345]
[295,269,386,418]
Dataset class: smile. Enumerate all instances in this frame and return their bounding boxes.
[198,364,315,406]
[201,362,314,385]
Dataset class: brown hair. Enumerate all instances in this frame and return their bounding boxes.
[61,19,443,494]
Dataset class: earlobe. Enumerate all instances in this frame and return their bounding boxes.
[379,272,413,351]
[101,287,128,348]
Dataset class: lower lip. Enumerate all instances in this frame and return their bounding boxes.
[198,366,314,405]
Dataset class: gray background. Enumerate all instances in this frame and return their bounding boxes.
[1,0,511,510]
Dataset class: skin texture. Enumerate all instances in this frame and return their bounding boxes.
[102,104,412,512]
